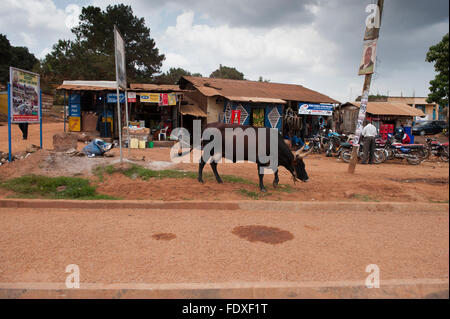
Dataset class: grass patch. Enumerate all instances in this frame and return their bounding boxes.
[236,188,271,200]
[0,175,119,200]
[276,184,295,193]
[352,194,380,202]
[429,200,449,204]
[93,164,256,185]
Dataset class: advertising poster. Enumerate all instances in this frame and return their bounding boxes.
[114,25,127,90]
[139,93,160,103]
[298,103,333,116]
[127,92,137,103]
[358,40,377,75]
[352,90,369,146]
[9,67,40,123]
[107,93,125,103]
[231,110,241,124]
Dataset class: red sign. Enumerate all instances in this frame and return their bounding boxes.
[231,110,241,124]
[127,92,136,103]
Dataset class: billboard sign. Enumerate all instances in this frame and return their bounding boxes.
[9,67,40,123]
[298,103,333,116]
[107,93,125,103]
[114,25,127,90]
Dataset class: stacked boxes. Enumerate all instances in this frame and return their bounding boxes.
[123,127,150,149]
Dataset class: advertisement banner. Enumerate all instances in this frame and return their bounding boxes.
[127,91,136,103]
[231,110,241,124]
[159,93,169,106]
[69,93,81,117]
[168,93,177,106]
[298,103,333,116]
[107,93,125,103]
[9,67,40,123]
[114,25,127,90]
[140,93,160,103]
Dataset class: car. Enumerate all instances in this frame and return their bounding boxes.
[412,121,448,136]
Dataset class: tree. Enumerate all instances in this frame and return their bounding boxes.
[154,67,202,84]
[258,76,270,82]
[38,4,165,90]
[426,33,449,111]
[209,64,244,80]
[0,34,38,84]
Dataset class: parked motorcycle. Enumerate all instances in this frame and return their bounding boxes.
[380,136,426,165]
[339,141,386,164]
[424,138,449,162]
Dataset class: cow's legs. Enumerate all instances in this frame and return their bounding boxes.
[257,163,267,192]
[210,161,223,184]
[198,157,206,183]
[273,170,279,188]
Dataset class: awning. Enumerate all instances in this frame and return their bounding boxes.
[57,80,118,91]
[225,96,287,104]
[348,102,426,117]
[180,104,207,117]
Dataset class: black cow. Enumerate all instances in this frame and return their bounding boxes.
[196,122,311,192]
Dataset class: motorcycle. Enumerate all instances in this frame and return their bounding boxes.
[424,138,449,162]
[380,136,426,165]
[339,140,386,164]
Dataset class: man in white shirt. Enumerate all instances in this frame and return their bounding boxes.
[361,121,378,164]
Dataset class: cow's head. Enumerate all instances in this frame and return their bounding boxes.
[292,146,312,182]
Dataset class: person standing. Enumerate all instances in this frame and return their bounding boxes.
[361,121,377,164]
[18,123,28,140]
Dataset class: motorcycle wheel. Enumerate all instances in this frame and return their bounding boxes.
[406,150,424,165]
[340,149,352,163]
[440,147,449,162]
[373,149,386,164]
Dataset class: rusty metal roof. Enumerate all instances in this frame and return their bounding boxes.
[180,104,207,117]
[224,96,287,104]
[179,76,339,104]
[345,102,426,117]
[130,83,184,92]
[56,80,118,91]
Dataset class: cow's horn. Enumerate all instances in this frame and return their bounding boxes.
[299,148,313,159]
[294,145,305,156]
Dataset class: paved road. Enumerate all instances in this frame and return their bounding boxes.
[0,204,448,295]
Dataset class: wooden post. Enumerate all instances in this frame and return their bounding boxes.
[348,0,383,174]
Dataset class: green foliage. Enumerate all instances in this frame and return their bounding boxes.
[154,67,202,84]
[0,34,38,84]
[426,33,449,108]
[258,76,270,82]
[0,175,118,200]
[352,193,379,202]
[38,4,165,92]
[236,188,271,199]
[210,64,244,80]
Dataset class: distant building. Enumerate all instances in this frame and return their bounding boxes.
[386,96,443,121]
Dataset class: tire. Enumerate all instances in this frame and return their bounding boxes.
[420,130,426,136]
[406,150,423,165]
[373,149,386,164]
[440,147,449,162]
[340,149,352,163]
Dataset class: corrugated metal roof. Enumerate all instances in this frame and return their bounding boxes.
[346,102,425,117]
[180,76,339,104]
[130,83,183,92]
[180,104,207,117]
[224,96,287,104]
[57,80,118,91]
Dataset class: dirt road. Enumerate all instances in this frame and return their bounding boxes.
[0,204,448,289]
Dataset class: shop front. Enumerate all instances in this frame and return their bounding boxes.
[297,102,334,138]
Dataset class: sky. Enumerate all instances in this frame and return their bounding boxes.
[1,0,448,103]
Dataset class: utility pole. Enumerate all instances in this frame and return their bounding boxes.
[348,0,384,174]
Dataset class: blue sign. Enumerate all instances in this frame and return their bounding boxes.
[107,93,125,103]
[298,103,333,116]
[69,93,81,117]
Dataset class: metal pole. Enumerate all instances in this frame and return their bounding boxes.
[63,91,66,132]
[40,90,43,149]
[116,88,123,162]
[348,0,383,174]
[125,90,130,157]
[7,83,12,162]
[103,93,107,137]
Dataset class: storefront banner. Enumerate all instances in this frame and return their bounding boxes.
[139,93,160,103]
[68,93,81,117]
[159,93,169,106]
[127,92,136,103]
[168,93,177,106]
[298,103,333,116]
[231,110,241,124]
[107,93,125,103]
[9,67,40,123]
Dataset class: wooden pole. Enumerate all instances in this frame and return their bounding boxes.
[348,0,383,174]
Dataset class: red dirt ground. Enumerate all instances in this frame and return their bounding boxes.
[0,122,448,203]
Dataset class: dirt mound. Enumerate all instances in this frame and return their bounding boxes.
[53,132,78,152]
[152,233,176,241]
